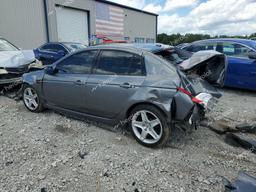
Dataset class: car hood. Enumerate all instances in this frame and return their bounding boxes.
[0,50,36,68]
[179,50,227,86]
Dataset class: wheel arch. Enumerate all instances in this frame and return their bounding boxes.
[126,102,171,123]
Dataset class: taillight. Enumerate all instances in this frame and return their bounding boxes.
[191,97,203,104]
[176,87,193,97]
[177,87,206,105]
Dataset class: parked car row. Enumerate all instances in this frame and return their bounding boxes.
[0,39,87,88]
[1,37,256,147]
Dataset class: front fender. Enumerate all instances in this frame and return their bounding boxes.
[22,69,45,94]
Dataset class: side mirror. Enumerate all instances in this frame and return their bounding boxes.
[45,66,57,75]
[248,51,256,60]
[57,50,66,56]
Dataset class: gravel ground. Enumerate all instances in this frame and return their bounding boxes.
[0,88,256,192]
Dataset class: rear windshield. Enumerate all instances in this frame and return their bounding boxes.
[0,39,18,51]
[144,52,178,77]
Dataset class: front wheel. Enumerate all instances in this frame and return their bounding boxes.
[129,105,170,148]
[23,85,44,112]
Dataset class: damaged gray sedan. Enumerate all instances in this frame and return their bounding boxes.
[22,45,220,147]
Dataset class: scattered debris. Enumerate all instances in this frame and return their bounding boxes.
[225,133,256,153]
[103,172,109,177]
[78,151,88,159]
[5,161,13,166]
[201,119,239,134]
[236,123,256,134]
[223,172,256,192]
[40,187,47,192]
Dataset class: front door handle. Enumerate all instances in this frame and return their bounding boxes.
[250,72,256,75]
[74,80,83,85]
[120,82,133,89]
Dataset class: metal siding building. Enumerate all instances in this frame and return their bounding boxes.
[0,0,157,49]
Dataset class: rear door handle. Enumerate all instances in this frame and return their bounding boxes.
[74,80,83,85]
[120,82,133,89]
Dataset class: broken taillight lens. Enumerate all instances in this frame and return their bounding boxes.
[176,87,212,107]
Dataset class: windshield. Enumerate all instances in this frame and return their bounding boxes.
[0,39,18,51]
[63,43,87,52]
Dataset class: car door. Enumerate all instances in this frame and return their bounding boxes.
[84,50,146,119]
[36,43,68,65]
[221,42,256,89]
[42,50,98,111]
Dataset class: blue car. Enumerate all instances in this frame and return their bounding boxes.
[181,39,256,91]
[34,42,87,65]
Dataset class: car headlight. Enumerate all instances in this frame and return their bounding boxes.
[0,69,8,75]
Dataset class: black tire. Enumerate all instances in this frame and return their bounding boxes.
[22,84,44,113]
[129,105,171,148]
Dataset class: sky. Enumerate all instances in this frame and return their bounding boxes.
[108,0,256,36]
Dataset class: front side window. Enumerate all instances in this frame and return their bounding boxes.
[222,42,252,58]
[56,50,97,74]
[95,50,144,76]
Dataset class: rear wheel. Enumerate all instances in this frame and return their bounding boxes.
[129,105,170,148]
[23,85,44,112]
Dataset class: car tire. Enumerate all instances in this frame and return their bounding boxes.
[22,85,44,113]
[129,105,170,148]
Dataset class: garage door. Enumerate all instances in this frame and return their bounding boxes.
[56,6,89,45]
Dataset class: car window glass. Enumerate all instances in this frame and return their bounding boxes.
[185,43,206,52]
[0,39,18,51]
[223,42,251,58]
[63,43,87,52]
[205,42,217,50]
[56,50,97,74]
[144,52,177,77]
[95,50,144,76]
[41,44,67,53]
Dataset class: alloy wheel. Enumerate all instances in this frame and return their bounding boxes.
[132,110,163,144]
[23,87,39,111]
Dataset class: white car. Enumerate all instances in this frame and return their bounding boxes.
[0,38,40,86]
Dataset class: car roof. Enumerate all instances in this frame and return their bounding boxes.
[93,43,173,53]
[192,38,256,50]
[89,44,151,55]
[44,42,84,45]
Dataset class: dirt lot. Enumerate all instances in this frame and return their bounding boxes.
[0,88,256,192]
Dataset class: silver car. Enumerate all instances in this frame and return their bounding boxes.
[22,45,218,147]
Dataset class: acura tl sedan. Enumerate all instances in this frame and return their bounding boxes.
[22,45,219,147]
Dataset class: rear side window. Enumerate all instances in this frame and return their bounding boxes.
[144,52,177,77]
[56,50,97,74]
[95,50,144,76]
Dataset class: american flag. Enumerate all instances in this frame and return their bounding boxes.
[95,2,124,37]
